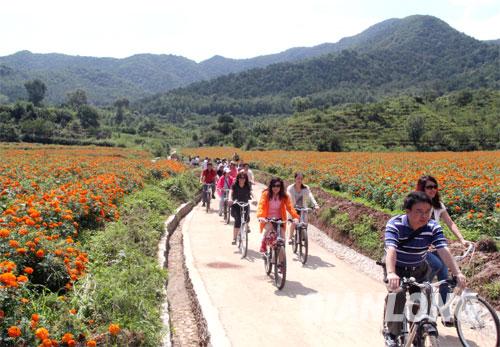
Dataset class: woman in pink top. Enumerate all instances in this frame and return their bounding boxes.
[256,177,299,253]
[216,168,234,216]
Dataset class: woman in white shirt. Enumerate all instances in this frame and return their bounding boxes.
[417,175,469,325]
[286,172,319,244]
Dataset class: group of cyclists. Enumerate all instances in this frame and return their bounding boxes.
[197,155,489,347]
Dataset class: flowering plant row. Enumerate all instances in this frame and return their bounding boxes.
[0,144,184,346]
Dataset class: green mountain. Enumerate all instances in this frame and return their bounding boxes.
[0,51,206,105]
[2,15,498,106]
[137,15,499,117]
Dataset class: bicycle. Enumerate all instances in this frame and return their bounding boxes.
[202,183,213,213]
[222,188,231,224]
[261,218,287,290]
[233,201,249,258]
[394,276,457,347]
[290,206,311,264]
[434,243,500,347]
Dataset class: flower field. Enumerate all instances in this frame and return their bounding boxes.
[183,147,499,237]
[0,144,184,346]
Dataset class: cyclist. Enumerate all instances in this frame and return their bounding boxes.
[257,177,299,253]
[239,163,255,185]
[228,161,238,181]
[216,168,234,216]
[229,172,252,245]
[286,172,319,245]
[382,191,466,347]
[200,162,217,207]
[416,175,470,325]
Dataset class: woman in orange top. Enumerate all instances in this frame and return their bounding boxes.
[257,177,299,253]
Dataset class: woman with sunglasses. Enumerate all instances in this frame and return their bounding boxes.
[229,172,252,245]
[257,177,299,253]
[416,175,470,326]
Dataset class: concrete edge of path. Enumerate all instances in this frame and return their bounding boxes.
[158,197,205,347]
[182,210,232,347]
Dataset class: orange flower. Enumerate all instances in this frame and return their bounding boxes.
[17,275,28,283]
[42,338,52,347]
[86,341,97,347]
[35,327,49,340]
[108,323,120,336]
[24,267,34,274]
[8,325,21,338]
[36,249,45,258]
[21,297,29,304]
[69,309,77,315]
[32,313,40,321]
[0,228,10,238]
[62,333,74,343]
[9,239,20,248]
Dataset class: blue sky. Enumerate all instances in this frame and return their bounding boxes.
[1,0,499,62]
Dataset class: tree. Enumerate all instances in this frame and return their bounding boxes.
[291,96,312,113]
[406,114,426,149]
[114,98,130,125]
[24,79,46,106]
[232,128,245,148]
[66,89,88,108]
[77,105,99,129]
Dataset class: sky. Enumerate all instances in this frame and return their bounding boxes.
[1,0,499,62]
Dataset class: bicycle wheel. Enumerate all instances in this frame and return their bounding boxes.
[299,227,308,264]
[264,250,272,275]
[455,294,500,347]
[292,228,298,254]
[225,204,231,224]
[239,223,248,258]
[274,246,286,290]
[423,333,439,347]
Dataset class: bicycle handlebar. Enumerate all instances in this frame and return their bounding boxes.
[260,218,285,225]
[454,242,475,262]
[400,276,457,290]
[295,207,313,212]
[233,201,249,207]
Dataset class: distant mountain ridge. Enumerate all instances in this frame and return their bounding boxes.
[0,15,498,105]
[137,15,499,117]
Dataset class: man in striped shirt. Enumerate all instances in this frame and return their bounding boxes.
[383,191,466,346]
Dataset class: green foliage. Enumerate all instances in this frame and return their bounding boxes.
[351,216,384,258]
[483,281,500,301]
[331,213,353,234]
[66,89,88,108]
[24,79,46,106]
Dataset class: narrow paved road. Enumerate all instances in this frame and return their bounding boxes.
[183,183,463,346]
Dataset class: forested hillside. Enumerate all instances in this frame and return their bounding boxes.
[137,16,499,118]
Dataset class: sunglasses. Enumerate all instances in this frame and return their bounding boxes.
[272,184,281,188]
[425,184,438,190]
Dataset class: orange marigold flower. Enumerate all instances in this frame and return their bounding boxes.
[42,338,52,347]
[62,333,74,343]
[8,325,21,338]
[36,249,45,258]
[69,309,77,315]
[9,239,20,248]
[21,297,29,304]
[86,341,97,347]
[0,228,10,238]
[32,313,40,321]
[17,275,28,283]
[108,323,120,336]
[17,247,27,254]
[35,327,49,340]
[24,267,34,274]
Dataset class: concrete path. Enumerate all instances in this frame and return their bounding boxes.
[183,183,464,347]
